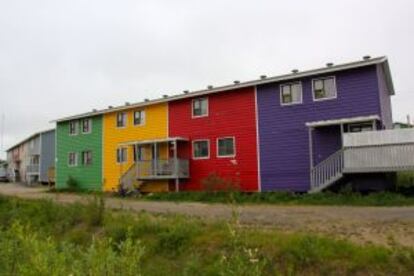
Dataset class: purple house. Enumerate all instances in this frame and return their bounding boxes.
[256,56,414,192]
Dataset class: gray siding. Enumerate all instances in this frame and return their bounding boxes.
[40,130,55,182]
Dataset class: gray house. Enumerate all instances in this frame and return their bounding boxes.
[6,129,55,184]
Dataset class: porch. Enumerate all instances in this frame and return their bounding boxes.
[118,137,190,192]
[307,116,414,193]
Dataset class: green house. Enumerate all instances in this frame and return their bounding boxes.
[56,115,103,190]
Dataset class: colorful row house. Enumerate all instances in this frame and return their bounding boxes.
[54,56,414,193]
[6,129,55,184]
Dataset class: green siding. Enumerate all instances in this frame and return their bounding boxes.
[56,116,103,191]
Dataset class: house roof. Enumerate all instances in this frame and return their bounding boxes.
[54,56,394,123]
[6,128,55,152]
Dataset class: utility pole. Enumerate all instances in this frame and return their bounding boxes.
[0,113,4,160]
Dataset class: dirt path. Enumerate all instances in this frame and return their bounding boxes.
[1,183,414,247]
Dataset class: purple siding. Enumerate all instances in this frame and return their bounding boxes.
[257,65,385,192]
[377,65,393,129]
[313,125,341,165]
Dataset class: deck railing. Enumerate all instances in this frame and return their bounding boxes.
[136,159,189,179]
[310,149,344,193]
[26,164,40,174]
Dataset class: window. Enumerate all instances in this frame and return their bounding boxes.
[68,152,78,166]
[133,146,144,162]
[192,140,209,159]
[217,137,235,157]
[69,121,78,135]
[192,98,208,117]
[82,151,92,165]
[116,112,127,128]
[280,82,302,105]
[134,110,145,126]
[116,148,127,163]
[82,119,92,134]
[313,77,337,101]
[348,123,374,133]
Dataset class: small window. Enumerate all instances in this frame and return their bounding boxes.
[82,119,92,134]
[134,110,145,126]
[69,121,78,135]
[116,112,127,128]
[217,137,235,157]
[81,151,92,165]
[116,148,127,163]
[313,77,337,101]
[280,82,302,105]
[192,98,208,117]
[133,146,144,162]
[68,152,78,166]
[348,123,374,133]
[193,140,209,159]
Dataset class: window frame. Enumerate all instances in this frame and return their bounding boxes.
[280,82,303,106]
[116,147,128,164]
[133,110,145,126]
[69,121,79,136]
[217,137,236,158]
[81,118,92,134]
[192,139,210,160]
[68,152,78,167]
[81,150,92,166]
[348,122,374,133]
[312,76,337,102]
[191,97,209,118]
[116,112,127,128]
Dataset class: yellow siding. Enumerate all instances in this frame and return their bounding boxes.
[103,103,169,191]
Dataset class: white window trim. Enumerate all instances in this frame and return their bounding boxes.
[312,76,337,102]
[191,97,209,118]
[116,147,128,164]
[217,137,236,158]
[133,110,146,126]
[82,150,92,166]
[81,118,92,134]
[280,81,303,106]
[116,112,127,128]
[192,139,210,160]
[68,152,78,167]
[69,121,78,136]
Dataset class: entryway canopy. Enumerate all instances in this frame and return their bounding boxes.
[305,115,380,128]
[118,137,189,147]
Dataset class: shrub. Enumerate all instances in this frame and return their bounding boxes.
[201,173,240,193]
[66,176,79,191]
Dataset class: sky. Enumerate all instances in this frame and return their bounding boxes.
[0,0,413,159]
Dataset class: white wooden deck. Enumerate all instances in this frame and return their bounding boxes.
[310,129,414,193]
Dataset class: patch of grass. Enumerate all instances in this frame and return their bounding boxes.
[143,190,414,206]
[0,196,413,275]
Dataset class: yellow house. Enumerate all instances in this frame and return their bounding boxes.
[103,103,171,192]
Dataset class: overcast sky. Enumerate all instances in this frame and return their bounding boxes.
[1,0,413,159]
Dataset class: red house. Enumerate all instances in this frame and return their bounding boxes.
[168,87,259,191]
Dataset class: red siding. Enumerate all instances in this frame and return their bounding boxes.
[169,87,259,192]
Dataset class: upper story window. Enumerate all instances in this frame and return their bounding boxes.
[116,112,127,128]
[193,140,210,159]
[313,77,337,101]
[69,121,78,136]
[134,110,145,126]
[82,118,92,134]
[217,137,235,158]
[81,150,92,165]
[280,82,303,105]
[116,147,127,163]
[192,98,208,118]
[68,152,78,167]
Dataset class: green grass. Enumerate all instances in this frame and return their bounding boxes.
[0,196,413,275]
[143,190,414,206]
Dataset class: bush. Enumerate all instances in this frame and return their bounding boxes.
[66,176,79,191]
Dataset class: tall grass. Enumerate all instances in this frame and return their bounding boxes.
[0,196,413,275]
[144,190,414,206]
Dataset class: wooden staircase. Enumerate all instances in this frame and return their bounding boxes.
[310,149,345,193]
[119,163,142,191]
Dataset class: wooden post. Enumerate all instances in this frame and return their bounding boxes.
[340,123,344,147]
[309,127,314,169]
[174,140,179,192]
[154,142,158,176]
